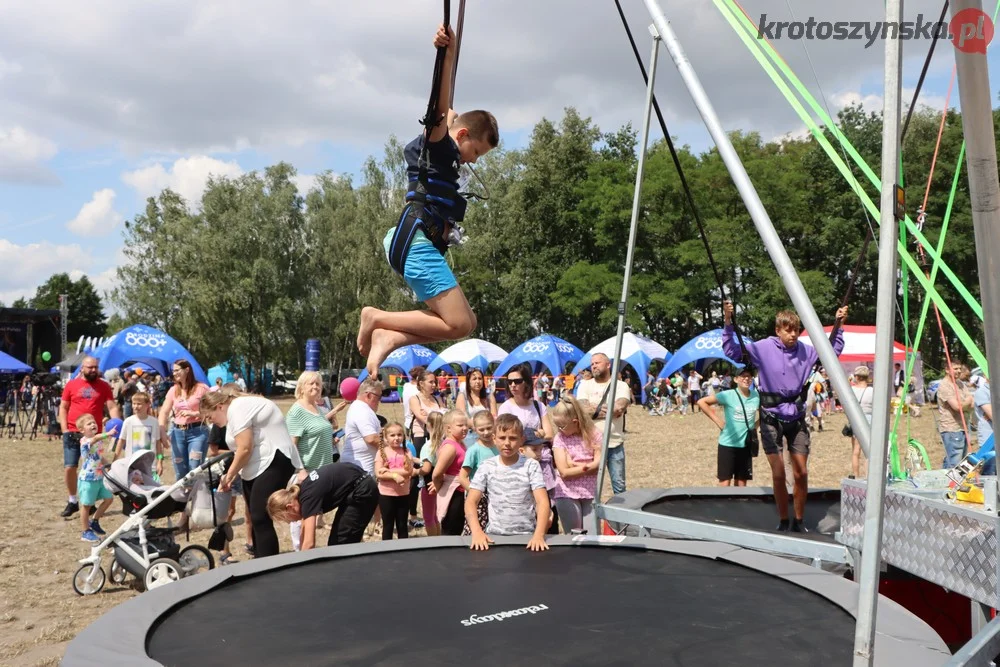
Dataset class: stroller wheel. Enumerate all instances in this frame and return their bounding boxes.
[144,558,182,591]
[109,560,128,585]
[72,563,106,596]
[178,545,215,577]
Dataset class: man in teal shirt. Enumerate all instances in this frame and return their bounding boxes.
[697,368,760,488]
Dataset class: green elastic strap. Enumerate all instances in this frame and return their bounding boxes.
[719,0,984,322]
[715,0,990,371]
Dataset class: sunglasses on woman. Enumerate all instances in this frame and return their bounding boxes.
[508,378,526,385]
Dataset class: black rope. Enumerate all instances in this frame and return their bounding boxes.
[420,1,451,133]
[414,0,452,207]
[613,0,751,365]
[901,0,949,142]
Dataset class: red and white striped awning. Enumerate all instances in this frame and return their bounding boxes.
[799,325,912,363]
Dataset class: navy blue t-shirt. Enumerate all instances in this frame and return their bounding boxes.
[297,463,369,519]
[404,134,466,222]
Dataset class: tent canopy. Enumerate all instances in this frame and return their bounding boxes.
[358,344,437,382]
[570,333,670,380]
[91,324,208,384]
[427,339,507,373]
[658,329,746,380]
[799,325,911,362]
[799,325,925,395]
[0,350,32,374]
[494,334,584,377]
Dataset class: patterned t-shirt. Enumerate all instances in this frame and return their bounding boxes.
[79,436,108,482]
[552,429,600,500]
[120,415,160,459]
[470,456,545,535]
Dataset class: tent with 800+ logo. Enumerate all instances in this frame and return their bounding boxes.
[657,328,747,380]
[90,324,209,384]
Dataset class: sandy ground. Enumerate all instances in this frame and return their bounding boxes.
[0,398,944,666]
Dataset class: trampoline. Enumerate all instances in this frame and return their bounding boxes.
[614,486,841,541]
[63,536,947,666]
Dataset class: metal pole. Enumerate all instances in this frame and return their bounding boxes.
[641,0,871,455]
[950,0,1000,624]
[59,294,68,360]
[853,0,903,662]
[448,0,466,109]
[593,25,660,535]
[951,0,1000,455]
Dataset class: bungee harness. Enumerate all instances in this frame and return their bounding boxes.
[387,0,471,277]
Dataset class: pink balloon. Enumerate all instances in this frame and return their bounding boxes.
[339,377,360,401]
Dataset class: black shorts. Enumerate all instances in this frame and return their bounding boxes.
[718,445,753,482]
[759,413,810,456]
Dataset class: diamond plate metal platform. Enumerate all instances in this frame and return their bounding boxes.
[839,478,1000,607]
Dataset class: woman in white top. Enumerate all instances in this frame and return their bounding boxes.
[846,366,874,479]
[408,371,446,448]
[201,388,303,558]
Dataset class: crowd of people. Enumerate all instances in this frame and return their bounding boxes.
[48,300,996,559]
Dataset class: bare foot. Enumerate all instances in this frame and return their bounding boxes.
[357,307,378,356]
[366,328,399,377]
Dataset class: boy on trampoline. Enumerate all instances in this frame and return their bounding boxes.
[357,23,499,377]
[465,414,550,552]
[723,301,847,532]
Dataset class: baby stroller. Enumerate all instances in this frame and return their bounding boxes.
[71,449,232,595]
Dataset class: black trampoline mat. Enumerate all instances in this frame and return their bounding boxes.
[147,544,855,667]
[644,491,841,542]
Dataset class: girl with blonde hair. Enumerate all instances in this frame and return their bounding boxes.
[429,410,469,535]
[375,422,414,539]
[417,412,445,536]
[550,395,602,533]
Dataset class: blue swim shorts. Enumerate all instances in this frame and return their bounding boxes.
[383,227,457,302]
[78,478,113,506]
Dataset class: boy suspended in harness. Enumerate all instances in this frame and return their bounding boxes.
[722,301,848,533]
[356,23,499,376]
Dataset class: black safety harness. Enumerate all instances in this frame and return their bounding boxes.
[387,0,471,276]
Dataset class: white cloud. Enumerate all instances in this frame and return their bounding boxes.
[0,239,92,304]
[121,155,243,207]
[88,264,119,296]
[291,173,319,195]
[0,0,963,161]
[0,56,22,79]
[66,188,123,236]
[0,125,58,184]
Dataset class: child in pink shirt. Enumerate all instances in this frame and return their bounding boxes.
[550,396,602,533]
[375,422,414,540]
[430,410,468,535]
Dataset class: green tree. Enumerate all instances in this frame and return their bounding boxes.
[30,273,106,341]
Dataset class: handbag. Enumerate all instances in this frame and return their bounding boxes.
[735,391,759,457]
[842,387,870,438]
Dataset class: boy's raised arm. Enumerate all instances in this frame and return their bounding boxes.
[429,24,456,144]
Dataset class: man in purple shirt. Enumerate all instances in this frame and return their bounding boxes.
[723,301,848,532]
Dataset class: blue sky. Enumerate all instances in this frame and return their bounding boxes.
[0,0,996,308]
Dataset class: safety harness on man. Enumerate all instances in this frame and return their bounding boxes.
[387,0,469,277]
